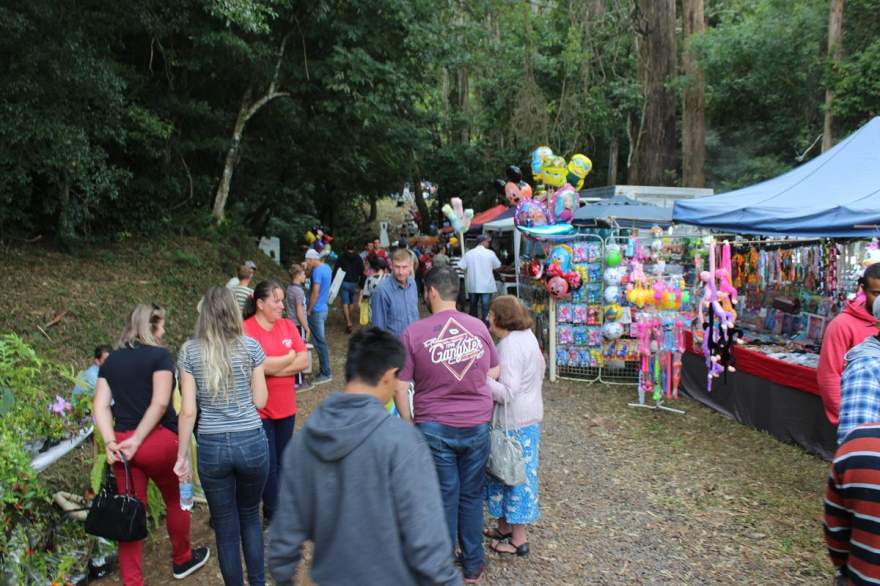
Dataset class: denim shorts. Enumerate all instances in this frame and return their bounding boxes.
[340,281,357,305]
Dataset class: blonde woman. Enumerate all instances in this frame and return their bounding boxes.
[93,304,209,585]
[484,295,545,558]
[174,287,269,585]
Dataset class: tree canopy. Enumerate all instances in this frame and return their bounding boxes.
[0,0,877,249]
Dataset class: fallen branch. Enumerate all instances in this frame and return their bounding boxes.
[44,310,69,330]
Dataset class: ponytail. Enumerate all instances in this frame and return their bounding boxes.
[243,279,283,320]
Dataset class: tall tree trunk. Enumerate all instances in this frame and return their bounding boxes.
[212,33,292,223]
[607,136,619,185]
[822,0,845,152]
[628,0,677,186]
[458,66,470,145]
[682,0,706,187]
[367,195,378,222]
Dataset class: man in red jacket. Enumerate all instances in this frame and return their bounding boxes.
[818,263,880,425]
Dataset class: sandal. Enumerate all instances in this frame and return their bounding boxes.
[490,539,529,558]
[483,528,512,540]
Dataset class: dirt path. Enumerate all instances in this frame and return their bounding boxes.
[95,306,833,585]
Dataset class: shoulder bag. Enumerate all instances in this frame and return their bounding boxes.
[487,393,527,486]
[85,454,147,542]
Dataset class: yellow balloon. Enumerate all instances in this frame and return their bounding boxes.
[304,230,317,244]
[568,154,593,179]
[542,168,566,188]
[449,236,459,246]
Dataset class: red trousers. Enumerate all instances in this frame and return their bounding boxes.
[113,425,192,586]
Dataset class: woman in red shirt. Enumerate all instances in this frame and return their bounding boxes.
[242,280,308,522]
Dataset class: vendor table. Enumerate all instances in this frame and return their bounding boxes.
[680,332,835,459]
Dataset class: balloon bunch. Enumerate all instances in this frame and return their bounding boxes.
[441,197,474,234]
[305,225,333,252]
[700,239,743,390]
[542,244,583,299]
[514,147,592,237]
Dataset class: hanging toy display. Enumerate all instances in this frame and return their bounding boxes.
[700,238,743,391]
[543,244,583,299]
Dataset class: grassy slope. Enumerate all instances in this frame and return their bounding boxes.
[0,236,289,367]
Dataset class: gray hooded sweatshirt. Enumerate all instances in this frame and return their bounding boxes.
[268,392,462,586]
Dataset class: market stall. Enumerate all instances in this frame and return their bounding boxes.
[672,116,880,458]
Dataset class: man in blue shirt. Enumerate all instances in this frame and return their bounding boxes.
[371,248,420,338]
[306,249,333,384]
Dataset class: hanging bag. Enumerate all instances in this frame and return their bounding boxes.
[487,394,527,486]
[85,454,147,542]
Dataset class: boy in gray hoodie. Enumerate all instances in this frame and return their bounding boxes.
[268,327,463,586]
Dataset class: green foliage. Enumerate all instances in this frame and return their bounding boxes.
[1,0,880,239]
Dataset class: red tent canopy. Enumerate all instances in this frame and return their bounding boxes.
[469,204,508,227]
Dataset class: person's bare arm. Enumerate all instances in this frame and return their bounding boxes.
[395,380,413,423]
[174,371,197,480]
[116,370,173,459]
[251,364,268,409]
[93,378,122,464]
[295,304,310,339]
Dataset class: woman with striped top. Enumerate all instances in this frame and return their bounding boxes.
[174,287,269,585]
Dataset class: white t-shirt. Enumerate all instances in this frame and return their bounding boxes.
[460,245,501,294]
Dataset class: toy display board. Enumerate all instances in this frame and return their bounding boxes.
[553,235,605,382]
[599,233,700,397]
[693,239,865,369]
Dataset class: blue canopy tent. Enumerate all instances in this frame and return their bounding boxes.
[673,117,880,237]
[572,194,673,229]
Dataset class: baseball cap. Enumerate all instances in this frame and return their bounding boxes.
[477,234,491,243]
[305,249,321,260]
[244,260,257,270]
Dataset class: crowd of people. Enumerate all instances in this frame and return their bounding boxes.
[79,233,541,585]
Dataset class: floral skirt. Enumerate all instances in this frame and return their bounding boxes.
[485,423,540,525]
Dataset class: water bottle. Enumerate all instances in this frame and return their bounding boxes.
[179,479,194,511]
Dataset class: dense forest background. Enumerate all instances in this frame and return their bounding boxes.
[1,0,878,250]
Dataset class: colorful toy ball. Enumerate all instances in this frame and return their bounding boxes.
[567,154,593,179]
[546,275,570,298]
[604,267,622,286]
[605,245,622,268]
[604,286,620,304]
[514,199,550,228]
[604,303,623,322]
[602,321,624,340]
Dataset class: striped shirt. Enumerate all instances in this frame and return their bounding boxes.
[839,355,880,444]
[449,256,466,279]
[178,336,266,435]
[825,423,880,585]
[231,285,253,311]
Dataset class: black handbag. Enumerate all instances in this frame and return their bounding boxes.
[85,454,147,542]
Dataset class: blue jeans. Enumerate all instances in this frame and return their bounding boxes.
[198,428,270,586]
[261,416,295,522]
[469,293,492,321]
[308,311,331,377]
[417,422,491,575]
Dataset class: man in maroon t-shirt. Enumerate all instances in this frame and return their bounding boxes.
[397,267,499,584]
